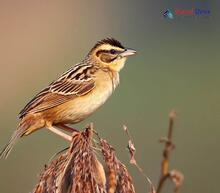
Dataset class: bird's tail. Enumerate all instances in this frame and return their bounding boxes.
[0,129,25,159]
[0,117,34,159]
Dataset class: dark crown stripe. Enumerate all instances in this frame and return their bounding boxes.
[92,38,124,51]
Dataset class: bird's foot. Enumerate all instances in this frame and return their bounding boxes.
[47,126,72,141]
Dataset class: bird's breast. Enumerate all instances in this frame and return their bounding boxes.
[57,71,119,124]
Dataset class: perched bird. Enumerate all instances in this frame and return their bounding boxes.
[0,38,136,158]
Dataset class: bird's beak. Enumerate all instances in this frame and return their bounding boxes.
[120,48,137,57]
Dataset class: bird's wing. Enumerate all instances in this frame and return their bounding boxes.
[19,63,96,118]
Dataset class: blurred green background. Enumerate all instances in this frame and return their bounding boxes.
[0,0,219,192]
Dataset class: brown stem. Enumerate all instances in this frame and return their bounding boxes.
[157,173,170,193]
[157,110,176,193]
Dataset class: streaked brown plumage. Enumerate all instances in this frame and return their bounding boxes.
[0,38,136,158]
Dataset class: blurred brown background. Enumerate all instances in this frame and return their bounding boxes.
[0,0,219,192]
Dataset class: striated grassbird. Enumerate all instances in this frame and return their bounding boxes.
[0,38,136,158]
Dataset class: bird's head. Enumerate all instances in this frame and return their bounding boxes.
[88,38,136,72]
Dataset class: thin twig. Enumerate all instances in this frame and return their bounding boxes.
[156,110,184,193]
[123,125,156,193]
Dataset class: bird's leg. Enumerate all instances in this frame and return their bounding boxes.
[56,124,79,133]
[47,126,72,141]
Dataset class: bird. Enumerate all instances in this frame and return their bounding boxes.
[0,38,136,159]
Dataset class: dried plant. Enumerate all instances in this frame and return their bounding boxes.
[100,138,135,193]
[33,123,135,193]
[33,111,183,193]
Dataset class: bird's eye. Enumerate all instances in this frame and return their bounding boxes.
[110,49,116,54]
